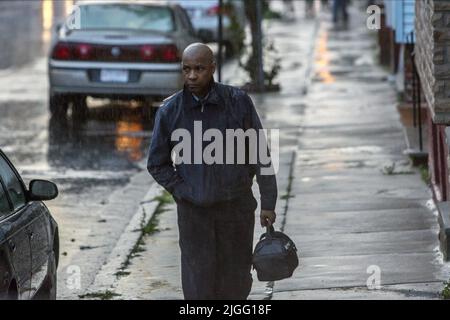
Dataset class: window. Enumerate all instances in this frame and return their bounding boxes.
[179,8,196,36]
[75,4,175,32]
[0,156,26,211]
[0,182,10,216]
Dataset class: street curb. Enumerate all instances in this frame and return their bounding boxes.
[86,181,164,294]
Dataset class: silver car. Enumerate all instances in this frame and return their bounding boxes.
[48,0,199,117]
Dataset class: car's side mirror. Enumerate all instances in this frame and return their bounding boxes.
[29,180,58,201]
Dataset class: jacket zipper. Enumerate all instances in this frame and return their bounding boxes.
[201,102,204,113]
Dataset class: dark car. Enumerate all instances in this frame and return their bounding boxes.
[0,150,59,300]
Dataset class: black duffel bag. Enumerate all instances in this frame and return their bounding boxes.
[252,225,299,281]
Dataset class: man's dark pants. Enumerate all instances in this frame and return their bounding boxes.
[176,191,257,300]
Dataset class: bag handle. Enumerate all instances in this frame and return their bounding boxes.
[266,225,275,238]
[259,225,275,241]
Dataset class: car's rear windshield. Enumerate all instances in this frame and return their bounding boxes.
[73,4,175,32]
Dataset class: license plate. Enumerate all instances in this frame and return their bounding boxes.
[100,69,129,83]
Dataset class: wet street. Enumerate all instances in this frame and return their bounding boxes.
[0,1,158,298]
[1,1,449,300]
[103,2,450,299]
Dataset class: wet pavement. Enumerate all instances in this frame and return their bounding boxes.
[0,1,73,70]
[0,65,160,299]
[103,2,450,300]
[1,1,449,300]
[0,51,159,298]
[0,0,248,300]
[0,0,161,299]
[88,0,318,299]
[268,4,450,299]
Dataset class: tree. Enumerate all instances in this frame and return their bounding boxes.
[242,0,280,92]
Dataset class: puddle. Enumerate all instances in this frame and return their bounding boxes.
[314,29,335,84]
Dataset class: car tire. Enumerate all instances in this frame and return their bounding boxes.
[33,251,57,300]
[71,96,88,119]
[49,94,69,118]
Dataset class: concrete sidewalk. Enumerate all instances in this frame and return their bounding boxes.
[270,6,450,299]
[97,2,449,300]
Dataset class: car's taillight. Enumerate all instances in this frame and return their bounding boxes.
[52,43,72,60]
[139,44,179,63]
[74,44,93,60]
[52,42,93,60]
[52,42,179,63]
[161,44,179,63]
[140,45,157,61]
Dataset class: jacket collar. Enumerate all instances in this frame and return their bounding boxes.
[183,79,221,110]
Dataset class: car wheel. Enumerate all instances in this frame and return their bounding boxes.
[71,96,88,119]
[33,251,57,300]
[49,94,69,118]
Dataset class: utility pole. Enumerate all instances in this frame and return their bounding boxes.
[217,0,223,82]
[255,0,265,92]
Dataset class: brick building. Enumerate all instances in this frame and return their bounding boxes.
[415,0,450,259]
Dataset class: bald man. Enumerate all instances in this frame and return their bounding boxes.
[147,43,277,300]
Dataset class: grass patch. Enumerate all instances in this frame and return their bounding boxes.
[140,193,172,237]
[153,191,174,206]
[280,194,295,200]
[114,271,131,278]
[442,281,450,300]
[79,290,121,300]
[381,162,414,175]
[264,9,283,20]
[419,164,430,185]
[115,190,173,278]
[278,151,296,231]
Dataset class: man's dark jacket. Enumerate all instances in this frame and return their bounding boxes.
[147,81,277,210]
